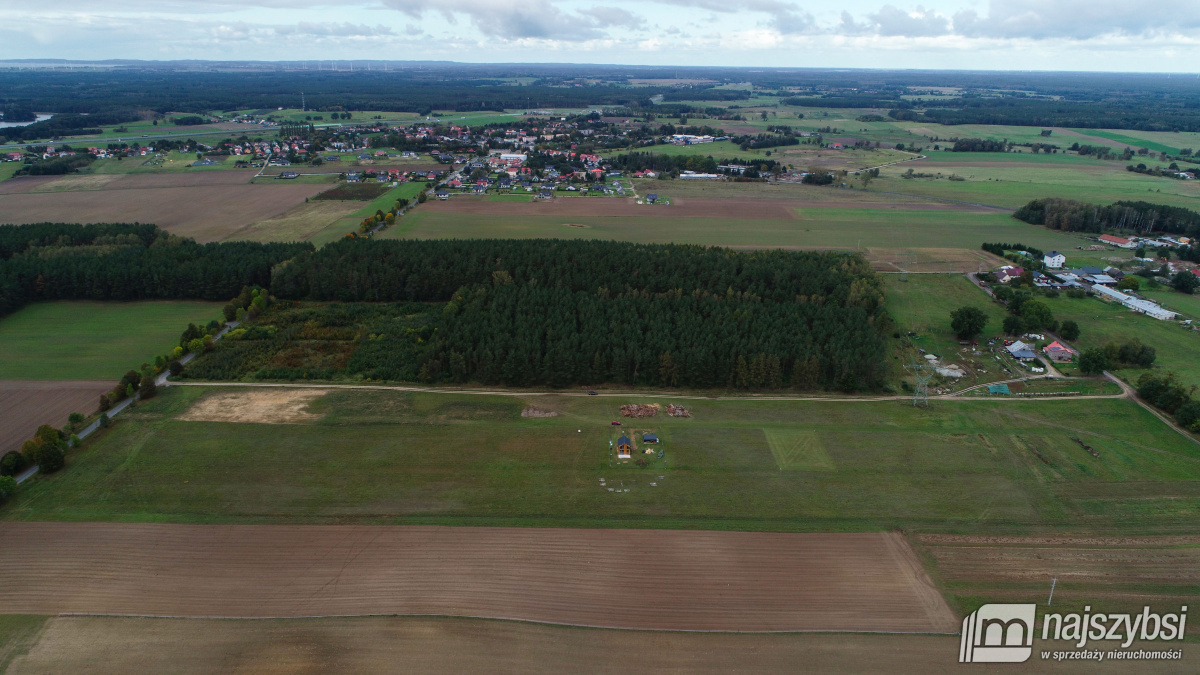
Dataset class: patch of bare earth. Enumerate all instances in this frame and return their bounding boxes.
[176,389,327,424]
[0,524,958,632]
[0,381,113,454]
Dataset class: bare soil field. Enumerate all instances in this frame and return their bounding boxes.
[176,389,327,424]
[0,523,957,632]
[10,616,1191,674]
[0,175,327,242]
[0,381,111,455]
[867,247,1006,273]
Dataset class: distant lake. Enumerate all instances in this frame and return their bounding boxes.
[0,114,52,129]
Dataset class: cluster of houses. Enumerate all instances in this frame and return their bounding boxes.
[1097,233,1192,250]
[995,260,1187,321]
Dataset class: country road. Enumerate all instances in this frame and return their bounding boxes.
[164,378,1130,404]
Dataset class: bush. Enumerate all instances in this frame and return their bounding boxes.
[0,450,27,477]
[1002,315,1024,335]
[1171,270,1200,294]
[1059,320,1080,341]
[99,413,110,428]
[32,445,64,473]
[168,360,184,376]
[1079,348,1110,375]
[1137,372,1193,415]
[0,475,15,502]
[139,376,157,400]
[222,303,238,321]
[1175,401,1200,431]
[949,306,988,340]
[1117,276,1140,291]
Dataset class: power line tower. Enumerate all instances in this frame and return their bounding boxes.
[904,362,934,408]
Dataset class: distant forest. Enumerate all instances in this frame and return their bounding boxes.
[0,223,311,317]
[261,239,893,391]
[1014,198,1200,239]
[3,64,1200,138]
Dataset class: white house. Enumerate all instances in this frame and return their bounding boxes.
[1043,251,1065,268]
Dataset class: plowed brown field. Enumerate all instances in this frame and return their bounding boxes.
[0,381,111,455]
[0,524,957,632]
[0,174,327,242]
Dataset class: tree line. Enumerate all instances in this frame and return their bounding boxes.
[1014,198,1200,240]
[0,223,311,318]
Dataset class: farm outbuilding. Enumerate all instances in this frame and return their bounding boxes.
[643,433,658,444]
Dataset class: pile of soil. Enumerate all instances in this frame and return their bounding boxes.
[620,404,660,418]
[666,404,691,418]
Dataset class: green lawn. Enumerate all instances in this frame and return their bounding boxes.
[5,385,1199,535]
[0,301,224,380]
[383,206,1084,251]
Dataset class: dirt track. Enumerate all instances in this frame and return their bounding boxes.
[0,524,957,632]
[0,381,111,455]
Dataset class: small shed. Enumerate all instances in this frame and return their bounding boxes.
[617,436,633,457]
[642,433,658,444]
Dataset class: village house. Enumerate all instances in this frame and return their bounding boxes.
[1043,251,1065,268]
[1042,341,1077,363]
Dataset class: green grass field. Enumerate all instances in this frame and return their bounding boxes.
[0,301,224,380]
[874,157,1200,209]
[1140,286,1200,319]
[0,161,21,183]
[1039,293,1200,389]
[382,206,1086,251]
[5,385,1199,535]
[885,275,1008,357]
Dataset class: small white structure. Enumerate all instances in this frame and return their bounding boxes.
[1043,251,1065,268]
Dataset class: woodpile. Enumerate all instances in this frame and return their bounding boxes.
[620,404,660,418]
[666,404,691,418]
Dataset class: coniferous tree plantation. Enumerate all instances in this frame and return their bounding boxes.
[229,239,892,391]
[0,223,312,316]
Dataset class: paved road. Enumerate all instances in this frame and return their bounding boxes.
[15,322,238,485]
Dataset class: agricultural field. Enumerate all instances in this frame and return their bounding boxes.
[871,151,1200,210]
[223,199,368,244]
[0,301,224,381]
[6,385,1199,536]
[384,196,1085,254]
[0,172,326,242]
[0,381,113,456]
[0,522,954,632]
[0,615,1109,675]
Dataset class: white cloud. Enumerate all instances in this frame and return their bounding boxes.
[952,1,1200,40]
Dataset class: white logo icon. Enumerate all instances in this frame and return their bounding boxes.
[960,604,1036,663]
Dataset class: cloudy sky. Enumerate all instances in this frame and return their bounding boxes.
[1,0,1198,71]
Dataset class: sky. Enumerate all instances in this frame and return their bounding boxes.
[1,1,1199,72]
